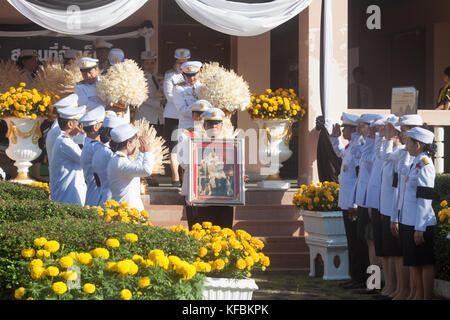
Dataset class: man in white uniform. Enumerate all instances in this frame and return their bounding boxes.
[163,48,191,186]
[135,51,164,135]
[50,106,87,205]
[75,57,106,111]
[93,39,113,73]
[172,61,204,131]
[78,105,105,207]
[107,123,155,212]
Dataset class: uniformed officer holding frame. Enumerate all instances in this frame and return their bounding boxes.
[75,57,106,111]
[107,123,155,213]
[400,127,437,300]
[330,112,369,289]
[163,48,191,187]
[50,105,87,205]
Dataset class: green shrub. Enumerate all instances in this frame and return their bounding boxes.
[0,199,98,223]
[0,216,202,299]
[432,174,450,281]
[0,180,49,201]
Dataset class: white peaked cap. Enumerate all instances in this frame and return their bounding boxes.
[78,106,106,126]
[191,100,212,112]
[200,108,226,120]
[406,127,434,144]
[53,94,78,109]
[58,105,86,120]
[341,112,359,126]
[399,114,423,127]
[110,123,139,143]
[108,48,125,66]
[103,114,127,129]
[174,48,191,59]
[141,51,157,60]
[79,57,99,70]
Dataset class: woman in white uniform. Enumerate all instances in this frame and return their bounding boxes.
[400,127,437,300]
[107,123,154,213]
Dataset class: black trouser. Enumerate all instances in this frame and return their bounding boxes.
[186,205,234,230]
[342,209,370,283]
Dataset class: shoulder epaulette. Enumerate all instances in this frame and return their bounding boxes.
[185,128,194,133]
[76,80,86,85]
[176,81,186,87]
[63,134,70,139]
[421,157,430,166]
[165,68,174,74]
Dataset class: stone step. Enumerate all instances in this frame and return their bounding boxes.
[245,189,296,206]
[144,189,185,205]
[233,220,304,237]
[152,220,189,229]
[256,236,308,253]
[235,205,300,220]
[263,252,310,270]
[146,205,186,221]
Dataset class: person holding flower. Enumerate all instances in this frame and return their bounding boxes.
[399,127,437,300]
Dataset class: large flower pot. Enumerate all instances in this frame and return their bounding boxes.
[299,210,350,280]
[5,117,44,183]
[255,119,293,189]
[202,277,258,300]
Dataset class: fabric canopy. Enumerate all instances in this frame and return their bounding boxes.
[174,0,313,37]
[7,0,148,35]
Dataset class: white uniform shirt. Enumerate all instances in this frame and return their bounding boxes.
[91,142,114,207]
[75,80,105,111]
[135,72,164,125]
[81,137,102,206]
[354,136,375,207]
[50,132,87,205]
[45,121,61,196]
[172,81,204,131]
[399,152,436,231]
[163,69,184,119]
[377,138,402,216]
[177,128,195,197]
[330,132,364,210]
[366,134,384,210]
[107,151,154,212]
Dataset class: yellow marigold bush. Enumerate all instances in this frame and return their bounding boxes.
[293,181,340,211]
[90,200,152,226]
[438,200,450,225]
[246,88,306,121]
[170,222,270,278]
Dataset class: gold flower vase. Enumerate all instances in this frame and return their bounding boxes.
[5,117,44,183]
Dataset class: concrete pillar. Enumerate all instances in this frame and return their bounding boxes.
[435,126,445,173]
[234,33,271,180]
[297,0,348,185]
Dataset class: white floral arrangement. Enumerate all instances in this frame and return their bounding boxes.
[96,59,148,108]
[198,62,251,116]
[0,60,25,92]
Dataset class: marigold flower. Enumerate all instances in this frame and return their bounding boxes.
[52,282,67,295]
[46,266,60,277]
[83,283,96,294]
[125,233,138,242]
[21,248,35,258]
[14,287,26,300]
[59,256,74,269]
[106,238,120,248]
[236,259,247,270]
[440,200,448,208]
[77,252,93,265]
[44,240,60,253]
[138,277,151,289]
[120,289,132,300]
[33,237,47,247]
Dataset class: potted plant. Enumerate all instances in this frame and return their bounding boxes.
[293,181,350,280]
[247,88,306,189]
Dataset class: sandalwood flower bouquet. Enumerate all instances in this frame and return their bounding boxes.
[15,235,206,300]
[170,222,270,279]
[293,181,339,211]
[247,88,306,121]
[0,82,56,119]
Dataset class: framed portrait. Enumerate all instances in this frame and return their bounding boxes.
[188,138,245,206]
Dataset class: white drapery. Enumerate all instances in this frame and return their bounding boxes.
[7,0,148,35]
[174,0,313,37]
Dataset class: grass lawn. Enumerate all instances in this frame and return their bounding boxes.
[251,271,448,300]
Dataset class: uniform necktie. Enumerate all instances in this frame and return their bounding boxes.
[192,85,197,99]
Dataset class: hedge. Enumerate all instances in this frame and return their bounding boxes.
[433,174,450,281]
[0,216,202,299]
[0,199,98,223]
[0,180,49,201]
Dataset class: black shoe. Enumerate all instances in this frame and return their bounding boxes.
[355,289,380,295]
[172,181,181,187]
[347,282,366,289]
[339,280,357,288]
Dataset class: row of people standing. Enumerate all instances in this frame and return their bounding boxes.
[330,112,437,300]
